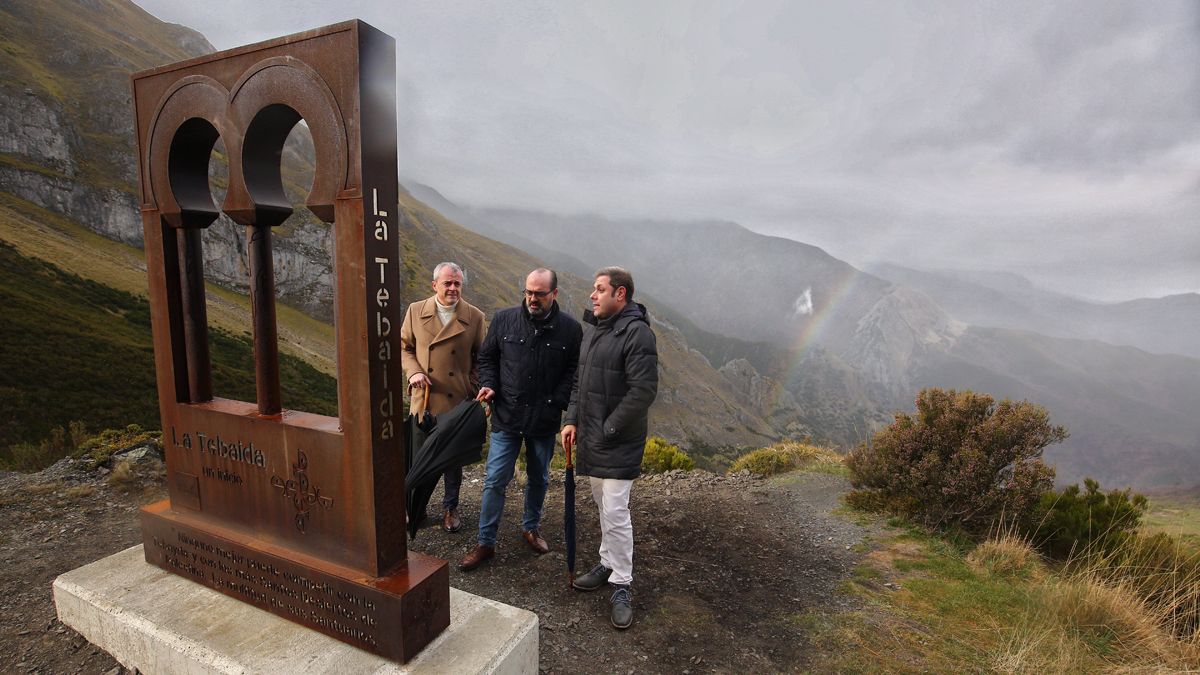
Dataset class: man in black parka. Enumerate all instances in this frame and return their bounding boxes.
[561,266,658,630]
[459,268,583,571]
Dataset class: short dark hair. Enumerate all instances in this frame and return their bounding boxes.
[531,267,558,291]
[595,266,634,300]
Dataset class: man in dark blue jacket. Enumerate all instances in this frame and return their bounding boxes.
[459,268,583,571]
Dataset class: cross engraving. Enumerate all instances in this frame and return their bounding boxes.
[271,450,334,533]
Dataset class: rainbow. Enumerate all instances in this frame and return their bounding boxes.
[768,264,869,410]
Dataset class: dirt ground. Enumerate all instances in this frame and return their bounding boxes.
[0,451,882,674]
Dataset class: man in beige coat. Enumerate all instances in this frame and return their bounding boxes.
[401,262,486,533]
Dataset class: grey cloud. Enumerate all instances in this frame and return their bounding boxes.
[134,0,1200,302]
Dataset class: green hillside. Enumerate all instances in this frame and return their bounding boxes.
[0,239,336,468]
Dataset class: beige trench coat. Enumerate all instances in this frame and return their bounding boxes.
[400,296,486,415]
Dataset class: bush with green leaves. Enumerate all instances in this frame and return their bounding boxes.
[641,437,694,473]
[1027,478,1148,560]
[74,424,161,469]
[845,388,1065,533]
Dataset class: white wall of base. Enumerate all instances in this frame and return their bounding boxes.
[53,545,538,674]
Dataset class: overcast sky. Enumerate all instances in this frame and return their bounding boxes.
[135,0,1199,302]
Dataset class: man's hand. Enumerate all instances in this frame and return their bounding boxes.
[408,372,431,389]
[561,425,577,453]
[476,386,495,402]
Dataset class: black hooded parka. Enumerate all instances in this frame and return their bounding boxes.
[564,302,659,480]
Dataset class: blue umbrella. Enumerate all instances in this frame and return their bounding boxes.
[564,438,576,583]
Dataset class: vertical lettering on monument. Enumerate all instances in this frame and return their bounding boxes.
[270,450,334,533]
[370,187,396,443]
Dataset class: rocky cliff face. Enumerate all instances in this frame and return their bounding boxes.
[840,285,966,402]
[0,86,75,170]
[0,0,335,319]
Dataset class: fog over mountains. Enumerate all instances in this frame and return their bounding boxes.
[0,0,1196,491]
[410,184,1200,490]
[868,264,1200,361]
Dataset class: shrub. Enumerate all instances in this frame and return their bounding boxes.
[730,447,795,476]
[1026,478,1147,560]
[75,424,160,469]
[0,420,89,472]
[728,441,841,477]
[641,437,694,473]
[845,388,1064,534]
[3,442,58,472]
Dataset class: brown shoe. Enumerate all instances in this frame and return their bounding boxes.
[442,508,461,533]
[522,529,550,555]
[459,544,494,571]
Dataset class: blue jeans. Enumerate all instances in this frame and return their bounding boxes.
[477,430,555,547]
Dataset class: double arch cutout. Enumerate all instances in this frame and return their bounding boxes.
[147,57,349,229]
[146,58,349,413]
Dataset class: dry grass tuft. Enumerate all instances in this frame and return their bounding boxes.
[1041,572,1200,670]
[729,441,843,477]
[23,481,64,494]
[64,484,95,499]
[968,534,1044,580]
[107,460,135,489]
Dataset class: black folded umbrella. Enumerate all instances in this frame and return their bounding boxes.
[402,393,436,529]
[564,439,577,583]
[404,398,487,540]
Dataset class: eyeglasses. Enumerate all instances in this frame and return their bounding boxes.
[523,289,553,298]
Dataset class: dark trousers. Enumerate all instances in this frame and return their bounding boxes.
[441,466,463,509]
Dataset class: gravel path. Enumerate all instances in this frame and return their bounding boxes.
[0,458,883,673]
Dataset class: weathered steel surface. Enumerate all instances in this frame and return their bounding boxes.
[247,223,280,415]
[130,21,443,661]
[142,502,449,663]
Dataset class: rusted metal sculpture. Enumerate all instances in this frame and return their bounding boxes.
[131,21,448,662]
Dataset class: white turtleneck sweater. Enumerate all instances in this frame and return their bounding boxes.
[436,299,457,327]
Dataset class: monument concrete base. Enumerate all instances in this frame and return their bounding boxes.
[53,545,538,674]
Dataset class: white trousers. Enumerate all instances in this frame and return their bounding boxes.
[589,476,634,586]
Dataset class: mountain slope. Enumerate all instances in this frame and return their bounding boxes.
[870,263,1200,360]
[0,0,336,320]
[396,188,781,450]
[450,205,1200,490]
[916,327,1200,488]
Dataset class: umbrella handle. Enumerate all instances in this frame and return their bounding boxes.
[564,443,573,470]
[407,383,431,416]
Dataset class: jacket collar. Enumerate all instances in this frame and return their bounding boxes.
[523,299,560,329]
[419,296,472,343]
[582,302,649,335]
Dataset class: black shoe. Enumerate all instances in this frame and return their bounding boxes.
[610,584,633,629]
[572,563,612,591]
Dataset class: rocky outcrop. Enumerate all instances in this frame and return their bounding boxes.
[0,1,335,321]
[719,358,797,411]
[840,285,966,399]
[0,86,74,172]
[200,216,334,322]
